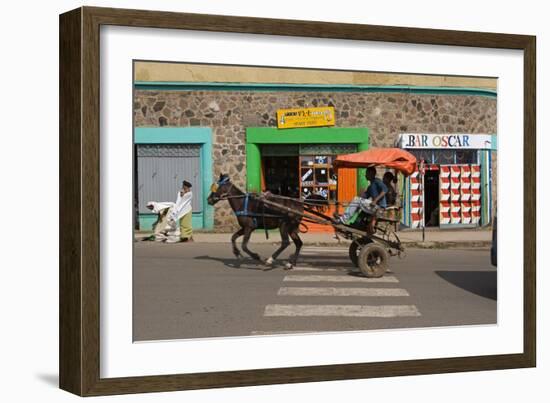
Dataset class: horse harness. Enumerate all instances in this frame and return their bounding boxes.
[235,193,286,235]
[216,180,285,238]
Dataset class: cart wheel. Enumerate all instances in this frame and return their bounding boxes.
[349,238,372,267]
[358,243,388,278]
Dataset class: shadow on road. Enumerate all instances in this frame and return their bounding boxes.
[435,270,497,300]
[194,254,355,271]
[194,255,273,270]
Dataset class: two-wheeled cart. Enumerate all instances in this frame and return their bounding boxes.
[254,148,417,278]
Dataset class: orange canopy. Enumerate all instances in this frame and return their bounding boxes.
[333,148,417,176]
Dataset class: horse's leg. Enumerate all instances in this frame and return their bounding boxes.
[286,223,303,270]
[231,227,244,258]
[265,221,290,267]
[242,226,261,261]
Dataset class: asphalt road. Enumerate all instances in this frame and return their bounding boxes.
[133,242,496,341]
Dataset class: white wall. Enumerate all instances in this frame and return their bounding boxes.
[0,1,546,402]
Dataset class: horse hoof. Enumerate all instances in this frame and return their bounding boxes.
[284,263,294,270]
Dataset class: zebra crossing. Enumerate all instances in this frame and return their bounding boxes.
[253,246,421,334]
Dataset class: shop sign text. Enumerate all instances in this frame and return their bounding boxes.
[277,106,335,129]
[399,133,496,150]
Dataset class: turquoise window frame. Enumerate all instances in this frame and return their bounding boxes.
[134,127,214,230]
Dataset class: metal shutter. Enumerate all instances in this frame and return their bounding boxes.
[137,144,202,214]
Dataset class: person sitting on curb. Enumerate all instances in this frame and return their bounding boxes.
[143,201,175,242]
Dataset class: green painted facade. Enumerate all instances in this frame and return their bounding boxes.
[245,127,369,193]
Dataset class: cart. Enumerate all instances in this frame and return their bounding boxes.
[255,148,417,278]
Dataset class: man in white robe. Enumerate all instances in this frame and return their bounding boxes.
[165,180,194,243]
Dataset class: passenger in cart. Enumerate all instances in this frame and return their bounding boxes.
[335,167,388,233]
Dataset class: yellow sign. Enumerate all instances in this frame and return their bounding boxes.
[277,106,335,129]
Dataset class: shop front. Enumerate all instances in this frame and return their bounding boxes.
[246,127,369,231]
[398,133,496,229]
[134,127,214,231]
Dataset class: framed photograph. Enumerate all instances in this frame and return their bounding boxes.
[59,6,536,396]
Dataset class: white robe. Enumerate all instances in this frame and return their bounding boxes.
[146,201,175,214]
[145,201,176,240]
[170,191,193,222]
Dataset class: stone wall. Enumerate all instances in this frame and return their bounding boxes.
[134,90,497,230]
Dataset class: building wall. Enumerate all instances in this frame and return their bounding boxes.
[135,62,497,90]
[134,89,497,230]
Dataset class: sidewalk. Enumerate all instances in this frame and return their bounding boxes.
[138,228,492,248]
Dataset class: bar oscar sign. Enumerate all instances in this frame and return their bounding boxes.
[398,133,497,150]
[277,106,335,129]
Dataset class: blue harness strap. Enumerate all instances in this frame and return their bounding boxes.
[244,193,249,214]
[235,194,257,226]
[235,193,249,216]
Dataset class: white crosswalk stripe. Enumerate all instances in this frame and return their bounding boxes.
[284,274,399,283]
[290,267,341,272]
[300,250,348,256]
[302,247,349,252]
[264,304,421,317]
[301,250,349,256]
[278,287,409,297]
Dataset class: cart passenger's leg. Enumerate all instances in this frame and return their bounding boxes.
[242,226,261,261]
[266,221,290,266]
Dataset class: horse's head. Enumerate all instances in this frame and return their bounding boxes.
[207,174,233,205]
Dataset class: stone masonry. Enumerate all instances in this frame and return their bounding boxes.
[134,90,497,230]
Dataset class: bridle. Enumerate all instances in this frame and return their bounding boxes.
[218,183,236,200]
[211,179,243,201]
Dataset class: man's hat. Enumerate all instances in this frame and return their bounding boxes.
[182,180,192,188]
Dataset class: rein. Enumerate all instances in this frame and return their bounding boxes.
[215,183,335,237]
[216,186,284,239]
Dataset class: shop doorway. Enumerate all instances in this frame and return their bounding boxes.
[248,127,370,232]
[424,169,440,227]
[263,156,300,198]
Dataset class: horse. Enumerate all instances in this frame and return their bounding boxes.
[207,174,304,270]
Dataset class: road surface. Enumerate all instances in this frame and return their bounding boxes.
[133,242,496,341]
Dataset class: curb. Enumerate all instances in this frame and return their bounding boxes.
[136,237,491,249]
[401,241,492,249]
[135,233,491,249]
[290,241,491,249]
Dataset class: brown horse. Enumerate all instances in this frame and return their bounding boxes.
[207,174,304,269]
